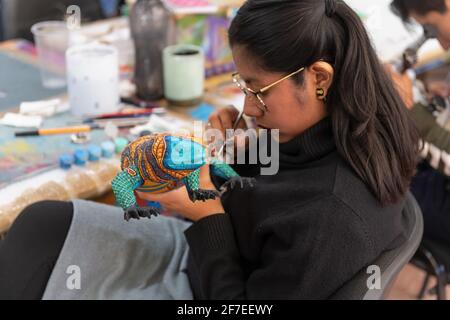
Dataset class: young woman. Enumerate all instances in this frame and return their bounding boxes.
[0,0,419,300]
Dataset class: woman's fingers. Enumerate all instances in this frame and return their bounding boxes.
[235,115,247,130]
[207,106,238,149]
[218,105,241,129]
[427,81,450,97]
[208,112,223,132]
[218,110,234,133]
[135,187,188,211]
[207,105,250,156]
[135,190,163,202]
[208,106,244,131]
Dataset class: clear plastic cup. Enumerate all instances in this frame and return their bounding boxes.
[31,21,69,89]
[66,43,120,117]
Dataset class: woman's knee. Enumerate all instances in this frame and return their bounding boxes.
[5,200,74,251]
[0,201,74,300]
[16,200,72,224]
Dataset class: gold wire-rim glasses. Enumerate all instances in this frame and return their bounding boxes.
[232,66,305,112]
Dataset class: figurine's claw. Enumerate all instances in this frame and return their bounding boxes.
[124,204,140,221]
[188,189,220,202]
[138,206,160,219]
[220,177,256,194]
[124,204,159,221]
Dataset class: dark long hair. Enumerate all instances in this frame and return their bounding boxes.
[229,0,420,205]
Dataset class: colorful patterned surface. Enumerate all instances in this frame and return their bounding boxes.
[0,112,111,188]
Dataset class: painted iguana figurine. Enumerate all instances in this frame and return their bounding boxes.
[111,133,254,221]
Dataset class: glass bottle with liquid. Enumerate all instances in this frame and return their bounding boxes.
[129,0,174,101]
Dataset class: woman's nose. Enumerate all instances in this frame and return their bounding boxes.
[243,97,264,118]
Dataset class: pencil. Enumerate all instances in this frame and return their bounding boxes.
[15,125,99,137]
[83,112,153,123]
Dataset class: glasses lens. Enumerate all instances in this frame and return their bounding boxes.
[232,74,266,111]
[233,75,248,95]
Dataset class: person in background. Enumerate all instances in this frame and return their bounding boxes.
[388,0,450,244]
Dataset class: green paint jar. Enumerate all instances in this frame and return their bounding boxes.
[163,44,204,106]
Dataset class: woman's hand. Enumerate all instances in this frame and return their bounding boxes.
[208,105,248,138]
[384,64,414,109]
[207,105,250,156]
[135,166,225,222]
[427,81,450,98]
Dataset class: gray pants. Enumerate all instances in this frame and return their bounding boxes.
[42,200,193,300]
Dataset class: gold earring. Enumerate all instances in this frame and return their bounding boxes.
[316,88,325,99]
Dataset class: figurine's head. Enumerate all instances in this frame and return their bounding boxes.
[163,135,206,171]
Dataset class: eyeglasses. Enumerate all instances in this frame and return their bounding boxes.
[232,66,305,112]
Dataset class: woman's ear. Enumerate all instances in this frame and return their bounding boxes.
[309,61,334,98]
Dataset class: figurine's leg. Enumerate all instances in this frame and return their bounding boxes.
[112,166,159,221]
[210,160,239,179]
[183,169,220,202]
[210,160,256,192]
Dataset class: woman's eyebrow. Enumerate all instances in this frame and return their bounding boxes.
[245,78,259,86]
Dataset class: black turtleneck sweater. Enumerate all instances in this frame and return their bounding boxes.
[184,118,407,299]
